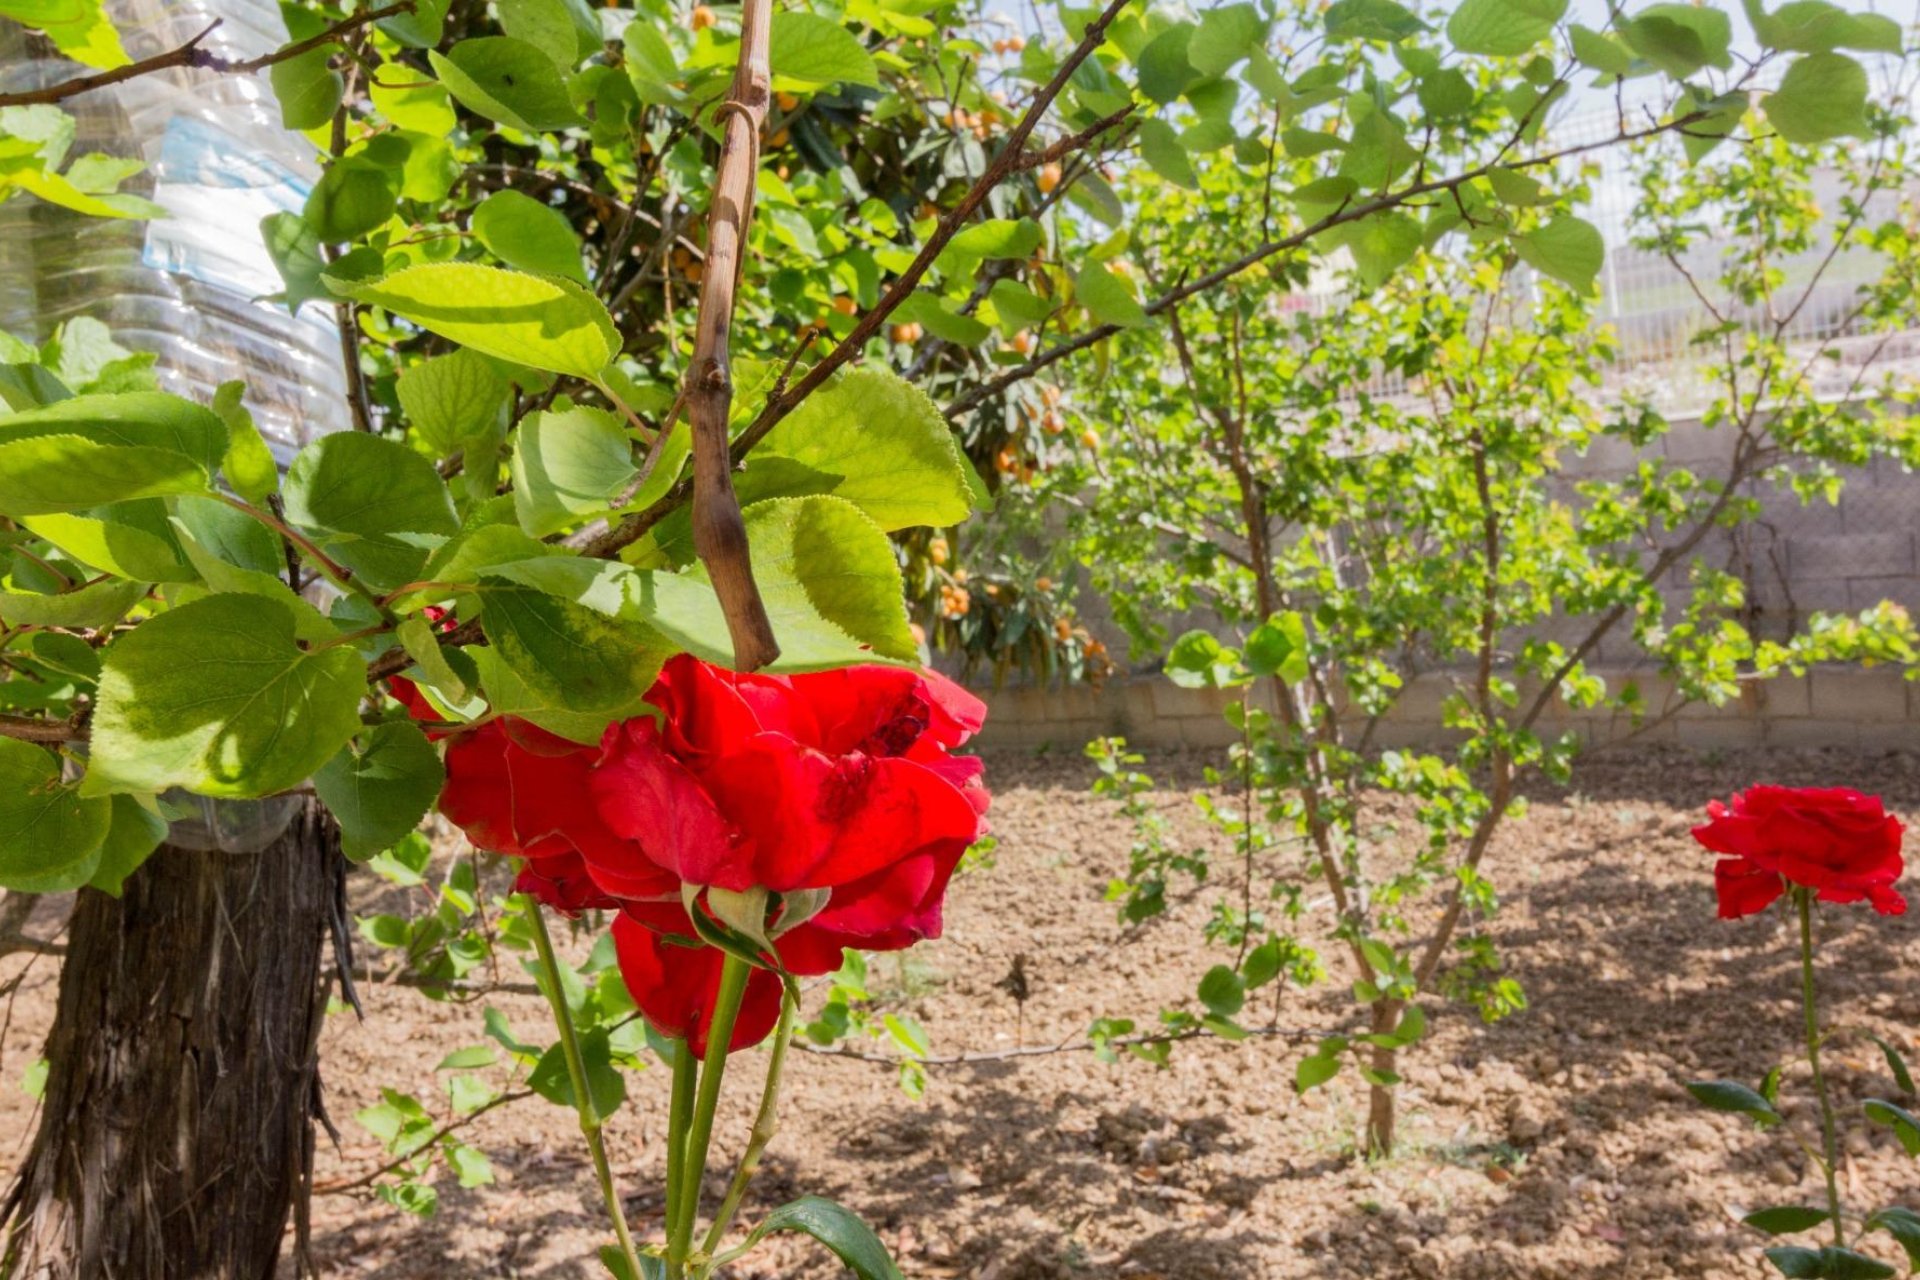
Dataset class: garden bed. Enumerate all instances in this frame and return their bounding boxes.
[3,744,1917,1280]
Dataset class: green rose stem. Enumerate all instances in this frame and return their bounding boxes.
[698,980,800,1268]
[1795,887,1847,1247]
[664,1042,698,1278]
[666,951,753,1276]
[524,899,646,1279]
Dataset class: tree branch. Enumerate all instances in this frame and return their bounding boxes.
[0,2,413,110]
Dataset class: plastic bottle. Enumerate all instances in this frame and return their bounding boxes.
[0,0,351,463]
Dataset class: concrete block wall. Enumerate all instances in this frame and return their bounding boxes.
[970,665,1917,754]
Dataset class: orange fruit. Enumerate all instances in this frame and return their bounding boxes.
[690,4,715,28]
[1035,576,1053,592]
[776,91,800,111]
[889,322,923,344]
[831,296,858,315]
[1079,427,1100,448]
[1037,162,1062,193]
[1011,329,1037,356]
[929,536,949,566]
[767,127,789,148]
[1042,411,1064,435]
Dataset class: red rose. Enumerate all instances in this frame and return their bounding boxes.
[436,656,989,1057]
[1693,785,1906,919]
[611,915,784,1058]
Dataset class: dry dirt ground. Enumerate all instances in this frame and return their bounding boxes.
[3,744,1919,1280]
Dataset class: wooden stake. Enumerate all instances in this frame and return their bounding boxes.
[684,0,780,671]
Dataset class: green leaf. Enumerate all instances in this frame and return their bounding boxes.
[1077,263,1147,328]
[270,44,343,131]
[303,156,398,242]
[1190,3,1265,73]
[0,739,111,890]
[1766,1246,1896,1279]
[1750,1,1901,53]
[1745,1207,1834,1235]
[395,614,471,704]
[746,366,975,532]
[1296,1053,1341,1091]
[336,264,619,380]
[313,722,445,862]
[771,12,881,88]
[1326,0,1427,42]
[528,1027,626,1115]
[623,20,681,104]
[0,578,146,628]
[260,212,330,312]
[511,405,638,536]
[379,0,448,47]
[395,348,509,458]
[212,382,280,503]
[1686,1079,1782,1124]
[1243,939,1284,988]
[1867,1034,1915,1096]
[1866,1099,1920,1157]
[0,0,129,69]
[1165,630,1236,688]
[1139,118,1198,188]
[430,37,583,133]
[1245,612,1310,682]
[285,432,458,589]
[21,504,191,583]
[1622,5,1734,76]
[471,189,587,284]
[1570,24,1633,74]
[1515,214,1603,293]
[1135,23,1196,105]
[0,392,225,515]
[1763,52,1869,143]
[475,572,670,713]
[497,0,585,70]
[743,1197,903,1280]
[1867,1207,1920,1271]
[1446,0,1566,56]
[86,795,166,896]
[1329,212,1423,289]
[943,217,1042,262]
[1198,964,1246,1017]
[84,593,367,799]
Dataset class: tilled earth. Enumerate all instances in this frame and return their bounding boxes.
[3,744,1918,1279]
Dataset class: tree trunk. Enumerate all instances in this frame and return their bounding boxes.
[1364,1001,1400,1158]
[2,800,344,1280]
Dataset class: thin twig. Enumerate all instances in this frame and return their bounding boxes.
[0,2,413,110]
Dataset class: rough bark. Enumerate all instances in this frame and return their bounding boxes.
[2,800,343,1280]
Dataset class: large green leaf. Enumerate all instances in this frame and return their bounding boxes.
[84,593,367,799]
[395,348,509,457]
[212,382,280,504]
[1077,264,1148,328]
[1621,4,1734,75]
[748,366,976,531]
[0,738,111,890]
[1514,214,1604,294]
[431,37,583,133]
[303,155,399,242]
[471,189,587,283]
[270,43,344,131]
[689,496,916,669]
[510,404,638,536]
[1763,52,1869,143]
[0,392,225,515]
[771,12,880,88]
[0,578,146,628]
[336,264,619,381]
[284,432,459,589]
[1446,0,1565,55]
[313,721,445,861]
[21,508,193,583]
[1190,3,1266,73]
[742,1197,903,1280]
[473,570,670,712]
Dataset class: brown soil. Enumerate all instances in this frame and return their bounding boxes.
[3,744,1918,1280]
